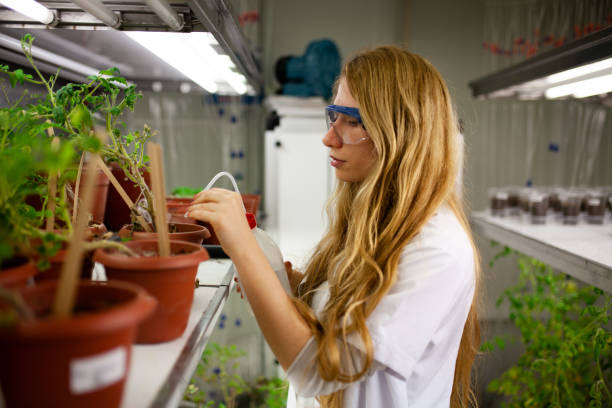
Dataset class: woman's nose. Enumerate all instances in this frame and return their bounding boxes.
[322,126,342,148]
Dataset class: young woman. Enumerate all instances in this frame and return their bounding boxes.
[188,45,481,408]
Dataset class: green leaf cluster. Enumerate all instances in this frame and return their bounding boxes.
[483,246,612,407]
[0,33,154,266]
[184,342,288,408]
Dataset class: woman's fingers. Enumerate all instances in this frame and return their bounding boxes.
[185,188,253,258]
[192,188,236,204]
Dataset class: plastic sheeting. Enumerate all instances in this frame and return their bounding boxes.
[123,92,264,197]
[482,0,611,69]
[476,0,611,209]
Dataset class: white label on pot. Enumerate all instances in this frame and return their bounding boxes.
[70,346,127,395]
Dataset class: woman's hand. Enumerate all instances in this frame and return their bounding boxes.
[187,188,255,258]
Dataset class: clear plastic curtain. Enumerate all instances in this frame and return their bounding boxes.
[123,93,264,196]
[478,0,611,206]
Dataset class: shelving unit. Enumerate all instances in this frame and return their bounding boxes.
[471,211,612,292]
[94,258,235,408]
[0,0,263,91]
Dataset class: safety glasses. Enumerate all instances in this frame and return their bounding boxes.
[325,104,369,145]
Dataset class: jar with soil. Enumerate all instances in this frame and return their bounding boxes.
[518,188,534,223]
[560,193,581,225]
[529,194,548,225]
[507,186,521,216]
[489,188,508,217]
[586,195,605,225]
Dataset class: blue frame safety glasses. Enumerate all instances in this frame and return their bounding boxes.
[325,104,369,145]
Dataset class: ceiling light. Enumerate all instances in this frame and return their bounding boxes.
[546,57,612,84]
[125,31,248,95]
[0,33,129,88]
[0,0,54,25]
[0,33,97,77]
[545,74,612,99]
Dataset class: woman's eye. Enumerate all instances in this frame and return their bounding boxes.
[348,120,359,126]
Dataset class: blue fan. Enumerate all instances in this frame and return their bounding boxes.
[275,39,341,99]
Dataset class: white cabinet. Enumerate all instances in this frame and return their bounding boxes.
[264,96,335,267]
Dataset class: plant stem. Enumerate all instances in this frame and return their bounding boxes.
[0,287,35,321]
[21,41,55,107]
[81,240,137,257]
[596,357,612,402]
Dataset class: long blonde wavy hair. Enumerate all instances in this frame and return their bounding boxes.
[292,46,481,408]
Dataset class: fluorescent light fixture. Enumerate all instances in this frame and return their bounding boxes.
[0,33,129,88]
[125,31,248,95]
[0,33,97,77]
[546,57,612,84]
[545,73,612,99]
[0,0,54,25]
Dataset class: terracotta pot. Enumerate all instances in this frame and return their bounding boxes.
[77,170,110,224]
[0,258,37,289]
[241,194,260,217]
[201,212,256,246]
[34,224,109,282]
[166,197,191,213]
[35,249,95,282]
[0,280,156,408]
[118,222,210,245]
[166,197,198,225]
[103,163,151,232]
[94,240,209,343]
[24,169,109,226]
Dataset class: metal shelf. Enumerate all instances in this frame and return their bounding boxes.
[0,1,262,91]
[471,211,612,292]
[117,258,235,408]
[468,26,612,99]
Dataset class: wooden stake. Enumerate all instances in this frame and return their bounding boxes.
[72,153,86,226]
[147,142,170,257]
[53,152,101,318]
[92,156,152,232]
[45,136,60,232]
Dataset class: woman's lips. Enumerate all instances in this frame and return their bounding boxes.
[330,155,345,168]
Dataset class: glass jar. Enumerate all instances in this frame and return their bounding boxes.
[586,194,605,225]
[560,192,581,225]
[489,188,508,217]
[529,193,548,225]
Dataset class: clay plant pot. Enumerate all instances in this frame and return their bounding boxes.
[94,239,209,343]
[36,249,95,282]
[103,163,151,232]
[166,197,198,225]
[35,224,109,282]
[24,169,109,226]
[74,169,110,224]
[201,212,256,246]
[118,222,210,245]
[241,194,261,217]
[0,280,156,408]
[0,257,37,289]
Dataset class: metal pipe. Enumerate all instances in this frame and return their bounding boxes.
[143,0,184,31]
[70,0,120,29]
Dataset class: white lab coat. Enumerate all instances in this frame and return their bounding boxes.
[286,205,475,407]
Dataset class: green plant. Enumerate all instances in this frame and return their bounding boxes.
[0,82,77,267]
[0,34,158,232]
[183,342,289,408]
[0,34,139,268]
[249,376,289,408]
[482,245,612,407]
[171,186,202,198]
